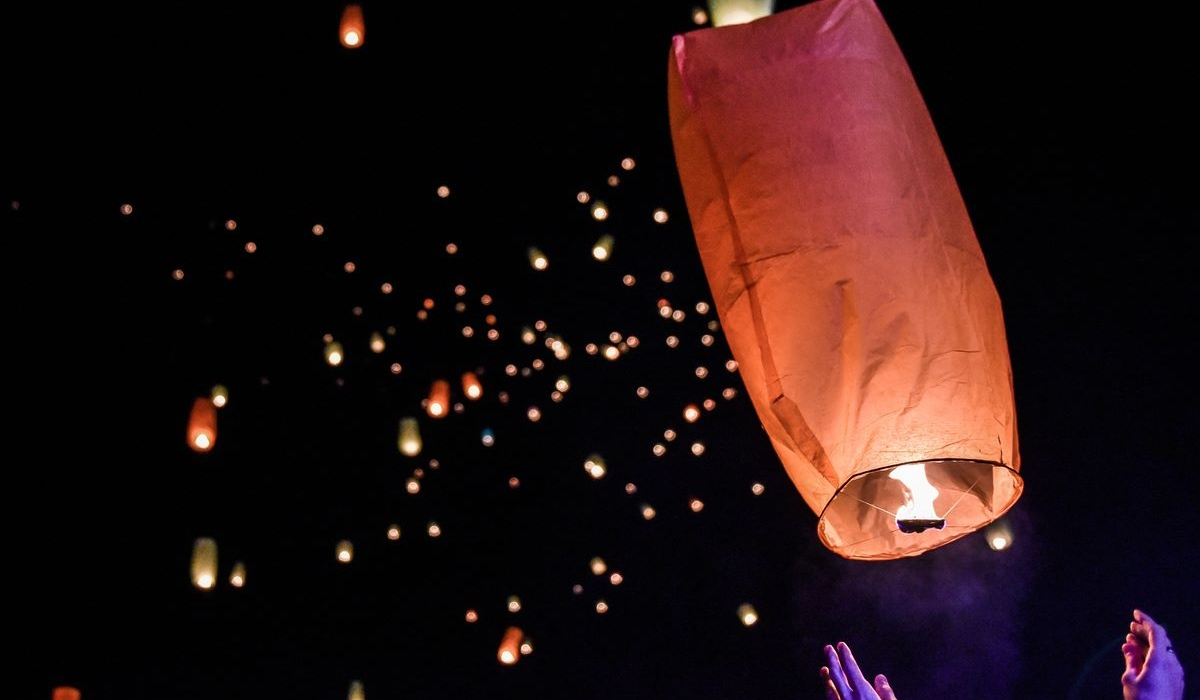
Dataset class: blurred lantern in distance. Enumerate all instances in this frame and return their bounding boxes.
[462,371,483,400]
[324,339,345,367]
[191,537,218,590]
[230,561,247,587]
[426,379,451,418]
[707,0,774,26]
[669,0,1021,560]
[497,626,524,665]
[339,4,365,48]
[347,680,365,700]
[52,688,82,700]
[187,397,218,453]
[398,417,422,456]
[737,603,759,626]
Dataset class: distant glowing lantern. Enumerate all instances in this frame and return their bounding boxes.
[706,0,775,26]
[497,626,524,665]
[528,247,548,270]
[324,340,345,367]
[462,371,483,400]
[52,687,81,700]
[669,0,1022,560]
[191,537,218,590]
[592,234,615,260]
[398,417,422,456]
[737,603,759,626]
[348,680,366,700]
[986,519,1014,551]
[210,383,229,408]
[230,561,247,587]
[426,379,451,418]
[187,396,218,453]
[584,454,606,479]
[339,4,365,48]
[336,539,354,563]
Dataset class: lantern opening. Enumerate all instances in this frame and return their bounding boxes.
[817,459,1021,560]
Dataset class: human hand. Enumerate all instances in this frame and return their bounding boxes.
[820,641,898,700]
[1122,609,1185,700]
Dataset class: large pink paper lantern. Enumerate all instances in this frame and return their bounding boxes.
[668,0,1022,559]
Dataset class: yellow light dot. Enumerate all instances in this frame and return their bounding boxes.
[465,609,478,623]
[589,557,607,575]
[387,525,401,540]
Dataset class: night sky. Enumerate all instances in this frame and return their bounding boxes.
[6,1,1198,699]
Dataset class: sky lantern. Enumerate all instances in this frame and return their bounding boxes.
[462,371,483,400]
[706,0,775,26]
[191,537,218,590]
[347,680,365,700]
[426,379,451,418]
[229,561,247,587]
[668,0,1022,560]
[339,4,365,48]
[186,396,218,453]
[398,417,422,456]
[324,339,345,367]
[497,626,524,665]
[52,688,81,700]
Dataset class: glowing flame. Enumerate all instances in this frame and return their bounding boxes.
[889,463,944,533]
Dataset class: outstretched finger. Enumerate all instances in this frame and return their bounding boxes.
[820,666,841,700]
[838,642,876,697]
[824,645,854,700]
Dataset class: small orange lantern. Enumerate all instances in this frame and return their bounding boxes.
[461,371,483,400]
[497,625,524,665]
[52,688,82,700]
[426,379,451,418]
[339,4,365,49]
[186,396,218,453]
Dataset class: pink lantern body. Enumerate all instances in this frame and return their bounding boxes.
[669,0,1021,559]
